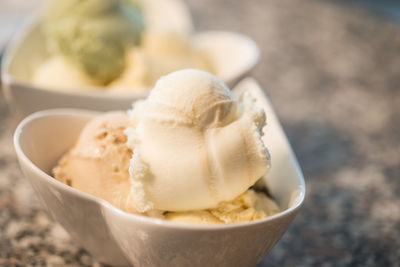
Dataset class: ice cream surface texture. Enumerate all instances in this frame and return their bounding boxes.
[126,69,270,212]
[44,0,144,84]
[164,190,279,224]
[53,112,138,213]
[53,70,276,223]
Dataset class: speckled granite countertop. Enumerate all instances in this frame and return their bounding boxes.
[1,0,400,266]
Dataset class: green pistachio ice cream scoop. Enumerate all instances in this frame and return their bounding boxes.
[44,0,144,84]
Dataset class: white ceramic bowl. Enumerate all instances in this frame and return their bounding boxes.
[13,78,305,267]
[2,4,259,118]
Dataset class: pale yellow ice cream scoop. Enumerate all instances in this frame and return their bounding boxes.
[126,69,270,212]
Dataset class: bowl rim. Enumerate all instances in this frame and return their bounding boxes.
[14,103,305,231]
[2,14,260,100]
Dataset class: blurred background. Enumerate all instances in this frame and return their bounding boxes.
[0,0,399,266]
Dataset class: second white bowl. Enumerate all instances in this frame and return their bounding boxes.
[2,16,259,118]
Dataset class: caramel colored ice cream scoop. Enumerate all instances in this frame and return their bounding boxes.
[53,112,137,213]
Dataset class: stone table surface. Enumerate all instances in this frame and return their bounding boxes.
[1,0,400,266]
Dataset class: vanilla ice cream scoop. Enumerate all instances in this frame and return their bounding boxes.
[126,69,270,212]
